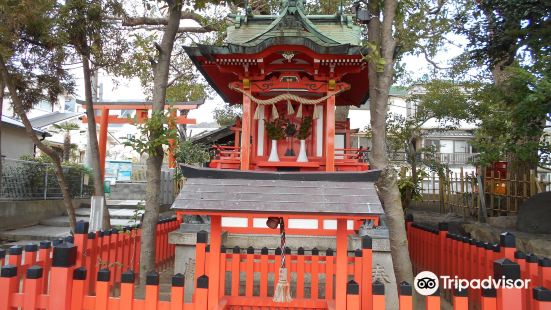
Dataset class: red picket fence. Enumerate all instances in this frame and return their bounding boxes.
[406,214,551,310]
[3,219,551,309]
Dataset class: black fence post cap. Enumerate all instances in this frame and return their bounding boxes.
[526,253,538,263]
[515,251,526,259]
[311,248,319,256]
[25,244,38,252]
[75,221,89,234]
[0,265,17,277]
[538,257,551,267]
[232,246,241,254]
[39,241,51,249]
[197,275,209,288]
[399,282,412,296]
[275,247,282,255]
[27,266,44,279]
[533,287,551,301]
[196,230,208,243]
[146,272,159,285]
[362,235,372,249]
[493,258,520,280]
[261,247,269,255]
[354,249,362,257]
[73,267,87,280]
[325,248,334,256]
[499,232,516,248]
[8,245,23,255]
[247,246,255,254]
[285,247,291,254]
[87,232,96,239]
[64,236,74,244]
[97,268,110,282]
[297,247,305,255]
[482,287,496,297]
[52,243,77,267]
[454,287,468,297]
[121,270,135,283]
[372,280,385,295]
[347,280,359,295]
[0,249,5,259]
[172,273,185,287]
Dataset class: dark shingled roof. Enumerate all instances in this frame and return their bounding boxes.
[172,165,384,216]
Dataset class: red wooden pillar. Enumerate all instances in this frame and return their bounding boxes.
[533,287,551,310]
[120,270,135,310]
[49,243,77,310]
[145,272,160,310]
[99,107,109,180]
[0,265,18,310]
[24,266,44,310]
[346,280,360,309]
[335,218,348,309]
[426,289,441,310]
[500,232,516,261]
[399,282,413,310]
[208,215,222,303]
[361,235,373,310]
[453,288,469,310]
[241,88,251,170]
[481,288,497,310]
[325,92,336,171]
[372,280,385,310]
[494,258,523,310]
[171,273,185,310]
[71,267,87,310]
[168,109,177,168]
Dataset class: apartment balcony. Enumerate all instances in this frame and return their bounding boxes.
[389,152,478,166]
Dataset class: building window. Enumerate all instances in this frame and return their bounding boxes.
[36,100,53,111]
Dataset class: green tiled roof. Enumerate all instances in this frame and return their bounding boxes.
[226,0,362,48]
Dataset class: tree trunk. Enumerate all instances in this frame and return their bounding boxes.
[0,55,77,232]
[140,0,182,282]
[82,56,111,230]
[367,0,414,286]
[178,109,189,141]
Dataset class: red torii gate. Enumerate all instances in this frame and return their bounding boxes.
[78,100,201,179]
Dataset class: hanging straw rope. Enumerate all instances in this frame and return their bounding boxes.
[229,84,348,106]
[273,218,292,302]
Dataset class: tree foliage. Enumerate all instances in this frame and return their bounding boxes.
[213,102,241,126]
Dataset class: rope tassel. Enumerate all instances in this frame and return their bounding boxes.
[313,105,320,119]
[287,100,294,116]
[253,105,261,120]
[273,219,292,303]
[296,103,303,118]
[271,104,279,120]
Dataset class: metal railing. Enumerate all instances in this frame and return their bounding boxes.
[0,158,93,200]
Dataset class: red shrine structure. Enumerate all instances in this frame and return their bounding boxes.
[173,1,384,309]
[184,0,369,172]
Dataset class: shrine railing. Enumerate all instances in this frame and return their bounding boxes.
[406,215,551,310]
[213,145,241,160]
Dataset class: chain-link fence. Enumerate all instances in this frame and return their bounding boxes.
[1,158,93,200]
